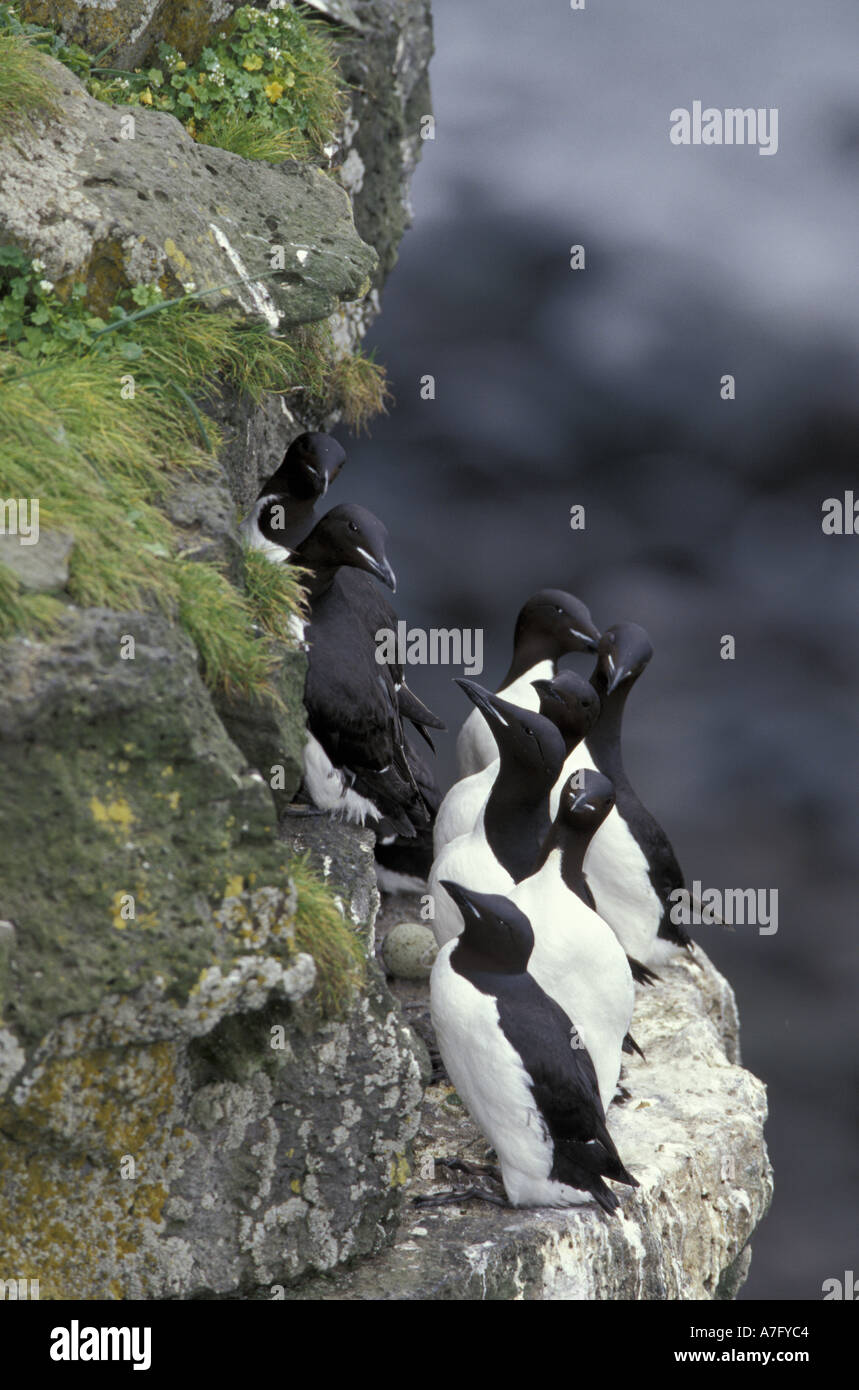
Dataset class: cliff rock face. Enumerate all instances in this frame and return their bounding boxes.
[0,64,376,323]
[0,0,773,1301]
[0,0,433,1299]
[291,927,774,1301]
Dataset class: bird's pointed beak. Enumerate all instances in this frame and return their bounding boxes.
[454,679,508,729]
[604,653,630,695]
[531,678,554,698]
[360,552,396,592]
[440,880,480,919]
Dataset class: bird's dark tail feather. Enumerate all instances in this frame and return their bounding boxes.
[627,954,660,986]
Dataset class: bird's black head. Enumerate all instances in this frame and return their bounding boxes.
[532,670,601,750]
[262,432,346,502]
[455,679,565,780]
[514,588,600,659]
[591,622,654,699]
[297,503,396,589]
[556,769,616,837]
[441,881,534,973]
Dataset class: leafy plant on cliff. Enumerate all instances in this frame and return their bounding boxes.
[0,2,342,164]
[120,4,343,163]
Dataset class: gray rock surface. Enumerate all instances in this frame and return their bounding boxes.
[22,1,250,87]
[0,0,438,1302]
[0,529,74,591]
[0,615,425,1296]
[298,909,773,1301]
[282,816,381,952]
[336,0,434,286]
[0,60,376,325]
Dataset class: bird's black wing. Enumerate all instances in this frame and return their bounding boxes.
[336,571,446,738]
[304,588,428,829]
[490,974,638,1210]
[624,798,693,950]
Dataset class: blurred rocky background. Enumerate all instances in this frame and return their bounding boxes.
[343,0,859,1301]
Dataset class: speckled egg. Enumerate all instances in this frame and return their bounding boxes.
[381,922,438,981]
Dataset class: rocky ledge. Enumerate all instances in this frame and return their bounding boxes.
[285,891,773,1301]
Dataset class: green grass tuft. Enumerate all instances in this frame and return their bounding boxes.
[327,348,392,434]
[0,33,61,132]
[0,561,64,637]
[176,559,282,703]
[0,269,389,693]
[193,111,308,164]
[284,322,393,432]
[243,547,308,643]
[290,852,367,1018]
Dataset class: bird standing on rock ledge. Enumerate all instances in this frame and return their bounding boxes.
[428,881,639,1214]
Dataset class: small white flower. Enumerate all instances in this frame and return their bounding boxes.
[183,281,197,292]
[38,279,54,293]
[31,258,45,273]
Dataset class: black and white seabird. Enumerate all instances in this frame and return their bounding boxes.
[429,681,566,946]
[430,881,639,1213]
[241,432,443,772]
[434,669,600,853]
[551,623,693,965]
[311,559,445,887]
[455,589,600,778]
[289,504,430,833]
[239,431,347,561]
[510,771,635,1111]
[374,730,443,892]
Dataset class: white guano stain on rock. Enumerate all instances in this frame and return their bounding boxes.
[208,221,280,328]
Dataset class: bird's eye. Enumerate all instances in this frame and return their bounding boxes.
[348,521,358,532]
[555,606,564,615]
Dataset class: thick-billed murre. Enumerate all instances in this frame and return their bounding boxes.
[430,881,638,1213]
[510,771,636,1111]
[434,669,600,853]
[239,431,346,562]
[429,680,566,946]
[455,590,600,778]
[289,504,429,833]
[551,623,693,965]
